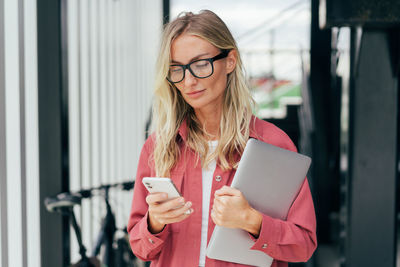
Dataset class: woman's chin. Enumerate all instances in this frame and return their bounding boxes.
[183,98,206,110]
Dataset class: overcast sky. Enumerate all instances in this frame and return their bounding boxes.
[170,0,311,81]
[171,0,310,48]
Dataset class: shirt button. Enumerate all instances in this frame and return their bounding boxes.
[215,175,222,182]
[148,238,155,244]
[262,243,268,249]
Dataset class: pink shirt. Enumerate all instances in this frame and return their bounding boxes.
[127,116,317,267]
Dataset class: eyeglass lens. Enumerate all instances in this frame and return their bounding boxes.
[168,59,212,83]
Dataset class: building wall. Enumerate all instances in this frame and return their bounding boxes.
[0,0,41,267]
[66,0,162,262]
[0,0,162,266]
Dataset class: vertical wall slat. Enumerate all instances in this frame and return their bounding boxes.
[17,0,28,265]
[106,0,111,185]
[89,0,101,247]
[24,0,41,265]
[0,0,7,265]
[113,0,121,224]
[121,0,129,225]
[67,0,80,262]
[79,0,92,249]
[109,0,116,186]
[4,0,23,266]
[96,0,105,242]
[100,0,107,186]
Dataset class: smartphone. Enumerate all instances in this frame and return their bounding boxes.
[142,177,191,215]
[142,177,182,200]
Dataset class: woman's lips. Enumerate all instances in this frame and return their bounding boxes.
[186,89,206,98]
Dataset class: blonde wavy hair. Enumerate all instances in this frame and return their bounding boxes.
[152,10,255,177]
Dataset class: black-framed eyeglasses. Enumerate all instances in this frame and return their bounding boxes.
[167,49,230,84]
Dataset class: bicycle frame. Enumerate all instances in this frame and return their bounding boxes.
[92,187,116,266]
[45,181,139,267]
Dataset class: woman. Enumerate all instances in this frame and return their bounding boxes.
[127,10,317,267]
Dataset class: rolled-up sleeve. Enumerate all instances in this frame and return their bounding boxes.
[127,139,171,261]
[249,178,317,262]
[247,132,317,263]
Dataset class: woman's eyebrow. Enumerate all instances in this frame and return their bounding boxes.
[171,52,210,64]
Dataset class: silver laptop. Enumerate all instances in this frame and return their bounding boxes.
[206,138,311,267]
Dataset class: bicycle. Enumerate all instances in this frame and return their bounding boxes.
[45,181,146,267]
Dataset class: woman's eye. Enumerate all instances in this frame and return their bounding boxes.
[170,67,182,73]
[193,61,209,68]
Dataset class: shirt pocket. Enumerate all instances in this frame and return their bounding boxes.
[169,171,185,233]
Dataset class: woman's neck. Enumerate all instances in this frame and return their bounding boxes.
[194,106,221,141]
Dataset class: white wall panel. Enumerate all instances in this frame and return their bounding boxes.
[104,0,111,187]
[0,0,42,266]
[67,0,81,263]
[66,0,162,260]
[24,0,41,266]
[4,0,23,266]
[79,0,93,250]
[114,0,122,222]
[68,0,81,193]
[89,0,102,251]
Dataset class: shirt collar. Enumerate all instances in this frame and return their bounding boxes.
[177,119,188,142]
[249,115,263,139]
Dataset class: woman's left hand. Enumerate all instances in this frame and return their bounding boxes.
[211,186,263,237]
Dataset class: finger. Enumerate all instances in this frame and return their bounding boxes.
[210,209,221,225]
[163,209,194,224]
[213,196,222,208]
[212,199,225,214]
[164,201,193,219]
[152,197,185,213]
[145,192,168,205]
[214,195,230,206]
[158,206,194,225]
[215,186,240,196]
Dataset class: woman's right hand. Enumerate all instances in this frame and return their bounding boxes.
[146,193,193,234]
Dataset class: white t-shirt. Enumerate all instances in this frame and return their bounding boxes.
[198,140,218,267]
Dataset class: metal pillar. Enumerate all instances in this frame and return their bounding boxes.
[37,0,70,266]
[346,29,398,267]
[310,0,337,244]
[163,0,170,25]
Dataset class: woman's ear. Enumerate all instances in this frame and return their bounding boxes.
[226,49,237,74]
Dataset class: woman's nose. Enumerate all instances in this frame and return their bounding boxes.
[184,69,197,86]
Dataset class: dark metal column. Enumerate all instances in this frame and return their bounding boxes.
[346,30,398,267]
[163,0,170,25]
[37,0,70,266]
[310,0,335,244]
